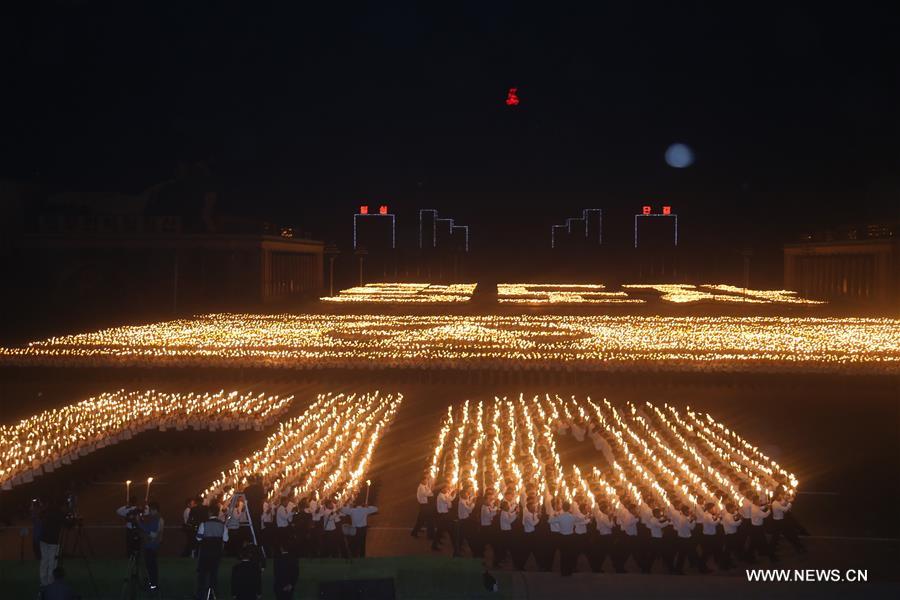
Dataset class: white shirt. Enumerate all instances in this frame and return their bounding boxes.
[480,505,497,526]
[183,507,191,525]
[740,498,752,519]
[436,492,454,515]
[673,513,694,538]
[522,508,539,533]
[593,508,614,535]
[698,510,718,535]
[750,504,770,527]
[321,508,339,531]
[340,505,378,527]
[551,512,584,535]
[617,510,638,536]
[645,516,667,538]
[772,500,791,520]
[276,504,293,528]
[458,498,474,520]
[416,483,433,505]
[500,509,517,531]
[721,510,741,534]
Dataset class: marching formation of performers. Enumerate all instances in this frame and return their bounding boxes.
[416,397,806,575]
[412,473,805,575]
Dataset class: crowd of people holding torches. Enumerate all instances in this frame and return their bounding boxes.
[196,392,400,568]
[414,395,806,576]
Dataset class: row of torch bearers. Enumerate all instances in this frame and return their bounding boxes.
[200,392,402,507]
[427,395,797,519]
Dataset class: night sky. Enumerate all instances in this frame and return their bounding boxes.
[4,1,900,254]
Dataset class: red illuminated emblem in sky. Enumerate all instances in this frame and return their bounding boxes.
[506,88,519,106]
[379,205,388,215]
[359,205,368,215]
[642,205,652,215]
[662,205,672,215]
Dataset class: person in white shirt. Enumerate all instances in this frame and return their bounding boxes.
[748,495,774,562]
[479,496,498,560]
[319,499,345,558]
[589,501,614,573]
[181,498,196,557]
[340,502,378,557]
[260,500,275,559]
[431,485,457,552]
[770,489,806,556]
[613,504,639,573]
[643,507,671,573]
[494,500,517,567]
[411,475,434,539]
[515,498,540,570]
[549,501,586,576]
[720,502,742,569]
[672,506,705,574]
[455,488,476,557]
[275,495,294,553]
[697,502,723,571]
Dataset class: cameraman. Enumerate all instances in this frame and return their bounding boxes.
[115,502,143,559]
[38,497,66,588]
[138,502,164,591]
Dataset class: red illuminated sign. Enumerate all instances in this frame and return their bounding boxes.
[506,88,519,106]
[379,205,388,215]
[662,205,671,215]
[359,205,368,215]
[642,206,652,215]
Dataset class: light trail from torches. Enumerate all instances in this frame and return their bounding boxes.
[423,395,799,520]
[2,314,894,374]
[497,284,645,305]
[321,283,477,304]
[0,390,292,490]
[201,392,401,506]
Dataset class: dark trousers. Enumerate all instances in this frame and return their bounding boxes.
[196,553,221,599]
[559,534,576,576]
[352,526,368,557]
[144,547,159,587]
[770,519,805,555]
[493,530,512,567]
[512,531,533,569]
[539,532,559,572]
[674,536,703,573]
[432,513,454,550]
[723,532,742,564]
[748,524,774,561]
[412,504,434,538]
[181,525,196,557]
[588,531,611,572]
[700,533,723,569]
[276,527,293,553]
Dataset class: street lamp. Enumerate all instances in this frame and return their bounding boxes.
[354,246,368,286]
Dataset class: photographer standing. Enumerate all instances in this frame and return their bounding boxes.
[138,502,164,592]
[196,502,228,600]
[115,502,142,559]
[38,497,66,588]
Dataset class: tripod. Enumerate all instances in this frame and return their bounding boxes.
[119,524,161,600]
[58,517,100,599]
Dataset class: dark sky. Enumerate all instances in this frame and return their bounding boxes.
[3,1,900,252]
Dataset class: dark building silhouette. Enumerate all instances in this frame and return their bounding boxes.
[784,222,898,306]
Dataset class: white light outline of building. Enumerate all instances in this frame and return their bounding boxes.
[634,211,678,248]
[551,209,602,248]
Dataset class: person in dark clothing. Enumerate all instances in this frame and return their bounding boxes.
[39,499,67,588]
[196,502,228,600]
[273,546,300,600]
[230,546,262,600]
[31,499,43,560]
[138,502,164,591]
[40,567,79,600]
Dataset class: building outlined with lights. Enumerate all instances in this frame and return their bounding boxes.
[353,205,396,251]
[419,209,469,253]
